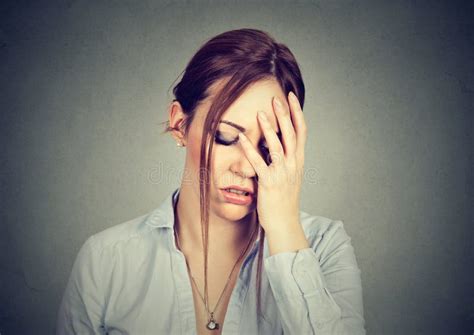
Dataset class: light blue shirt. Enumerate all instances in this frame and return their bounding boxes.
[56,187,366,334]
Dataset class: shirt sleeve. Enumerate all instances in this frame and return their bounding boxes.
[56,236,107,335]
[264,220,366,335]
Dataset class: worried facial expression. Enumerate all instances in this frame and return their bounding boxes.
[183,78,290,221]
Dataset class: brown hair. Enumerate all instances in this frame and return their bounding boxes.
[162,28,305,322]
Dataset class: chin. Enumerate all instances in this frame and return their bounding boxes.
[213,202,254,221]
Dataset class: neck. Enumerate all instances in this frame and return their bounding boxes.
[174,184,258,258]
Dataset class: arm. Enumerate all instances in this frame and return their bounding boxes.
[56,236,106,335]
[264,220,366,335]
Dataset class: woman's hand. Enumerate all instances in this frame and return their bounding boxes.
[238,91,309,254]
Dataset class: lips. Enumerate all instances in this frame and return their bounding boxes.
[222,185,253,195]
[220,186,254,205]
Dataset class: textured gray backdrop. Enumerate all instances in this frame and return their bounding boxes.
[1,1,472,334]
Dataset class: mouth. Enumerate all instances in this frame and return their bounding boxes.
[220,187,254,205]
[222,188,252,196]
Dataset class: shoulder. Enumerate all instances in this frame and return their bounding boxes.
[84,209,159,254]
[70,208,164,282]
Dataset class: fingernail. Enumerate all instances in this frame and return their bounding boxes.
[257,110,266,119]
[289,91,297,101]
[274,97,282,107]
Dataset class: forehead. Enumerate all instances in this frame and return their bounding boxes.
[219,78,284,133]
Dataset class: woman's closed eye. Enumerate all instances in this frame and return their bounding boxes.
[214,130,269,151]
[214,130,269,162]
[214,130,239,146]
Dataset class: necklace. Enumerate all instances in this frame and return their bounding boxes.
[173,197,258,330]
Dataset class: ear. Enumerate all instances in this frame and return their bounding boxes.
[168,100,188,146]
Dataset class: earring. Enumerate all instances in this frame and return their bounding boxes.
[176,141,184,147]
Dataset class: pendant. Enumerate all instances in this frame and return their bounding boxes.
[206,313,219,330]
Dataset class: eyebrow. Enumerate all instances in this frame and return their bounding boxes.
[219,120,246,132]
[219,120,281,135]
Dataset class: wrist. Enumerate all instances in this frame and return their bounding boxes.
[265,223,309,256]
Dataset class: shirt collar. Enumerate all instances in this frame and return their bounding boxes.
[144,187,180,229]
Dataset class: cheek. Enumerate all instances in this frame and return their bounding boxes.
[211,146,243,188]
[187,131,219,173]
[210,145,228,173]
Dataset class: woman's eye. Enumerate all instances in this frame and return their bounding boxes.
[215,131,270,154]
[214,131,272,164]
[214,131,238,146]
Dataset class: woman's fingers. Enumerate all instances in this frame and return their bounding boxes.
[273,96,296,161]
[238,132,267,177]
[288,91,307,163]
[257,110,284,165]
[238,92,306,185]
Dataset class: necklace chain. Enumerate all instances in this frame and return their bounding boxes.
[173,193,258,329]
[174,221,258,319]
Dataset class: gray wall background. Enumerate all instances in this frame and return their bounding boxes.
[1,1,472,334]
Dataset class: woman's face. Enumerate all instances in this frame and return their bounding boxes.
[184,78,289,222]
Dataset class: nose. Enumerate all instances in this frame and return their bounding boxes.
[230,150,256,179]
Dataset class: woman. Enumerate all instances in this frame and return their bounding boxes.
[57,28,366,335]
